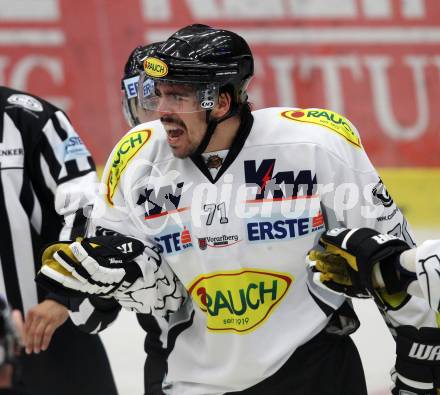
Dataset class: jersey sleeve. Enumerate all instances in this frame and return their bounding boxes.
[85,128,187,319]
[315,123,437,330]
[413,240,440,312]
[68,296,122,334]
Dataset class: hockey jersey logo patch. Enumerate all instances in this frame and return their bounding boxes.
[244,159,317,200]
[7,94,43,112]
[188,269,293,334]
[106,130,152,205]
[144,57,168,78]
[281,109,361,148]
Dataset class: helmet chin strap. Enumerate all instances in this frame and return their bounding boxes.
[191,103,239,157]
[191,114,218,156]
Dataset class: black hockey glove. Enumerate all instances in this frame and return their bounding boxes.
[391,326,440,395]
[37,234,146,297]
[307,227,411,306]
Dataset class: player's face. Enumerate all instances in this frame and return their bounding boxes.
[156,83,208,158]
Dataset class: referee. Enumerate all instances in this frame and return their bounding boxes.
[0,86,118,395]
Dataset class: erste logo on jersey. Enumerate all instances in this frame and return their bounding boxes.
[188,269,293,334]
[106,130,152,205]
[64,136,90,160]
[281,109,361,148]
[244,159,317,201]
[154,225,193,255]
[247,211,324,242]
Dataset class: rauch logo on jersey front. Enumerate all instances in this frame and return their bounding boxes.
[188,269,293,334]
[154,225,193,255]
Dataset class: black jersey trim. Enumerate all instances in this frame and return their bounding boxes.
[190,108,254,184]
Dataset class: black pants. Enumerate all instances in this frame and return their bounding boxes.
[226,331,367,395]
[15,319,118,395]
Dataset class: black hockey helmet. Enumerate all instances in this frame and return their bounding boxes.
[121,42,162,127]
[139,24,254,113]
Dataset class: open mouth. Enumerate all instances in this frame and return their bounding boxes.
[161,117,186,146]
[166,128,185,145]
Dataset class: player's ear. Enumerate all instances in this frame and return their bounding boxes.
[211,92,231,118]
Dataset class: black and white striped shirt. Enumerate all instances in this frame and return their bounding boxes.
[0,86,97,313]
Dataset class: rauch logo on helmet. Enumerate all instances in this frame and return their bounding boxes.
[144,57,168,78]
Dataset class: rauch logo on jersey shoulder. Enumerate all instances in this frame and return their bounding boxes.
[106,130,152,205]
[281,109,361,148]
[188,269,293,334]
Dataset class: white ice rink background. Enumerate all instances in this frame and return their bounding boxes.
[101,228,440,395]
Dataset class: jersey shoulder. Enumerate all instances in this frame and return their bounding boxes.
[104,119,172,205]
[0,86,61,128]
[250,107,362,151]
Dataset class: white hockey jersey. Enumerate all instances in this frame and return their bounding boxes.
[89,107,437,395]
[413,240,440,312]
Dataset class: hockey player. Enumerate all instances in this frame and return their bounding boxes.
[37,24,439,395]
[121,42,162,127]
[0,86,118,395]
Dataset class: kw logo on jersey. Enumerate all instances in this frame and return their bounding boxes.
[106,130,152,205]
[244,159,317,201]
[154,225,193,255]
[247,211,325,243]
[137,181,187,219]
[281,108,361,148]
[188,269,293,334]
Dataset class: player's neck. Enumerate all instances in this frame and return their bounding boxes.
[204,115,241,153]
